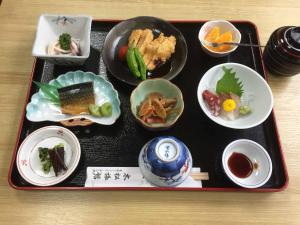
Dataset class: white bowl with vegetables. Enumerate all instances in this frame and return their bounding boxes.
[197,63,273,129]
[32,14,92,65]
[16,126,81,186]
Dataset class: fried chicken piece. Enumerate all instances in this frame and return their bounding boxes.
[128,29,143,47]
[128,29,176,70]
[144,34,176,70]
[136,29,154,55]
[128,29,154,55]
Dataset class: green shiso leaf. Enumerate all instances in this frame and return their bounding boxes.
[216,66,244,97]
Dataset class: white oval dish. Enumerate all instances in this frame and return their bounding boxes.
[198,20,241,57]
[222,139,272,188]
[197,63,273,129]
[16,126,81,186]
[26,71,121,125]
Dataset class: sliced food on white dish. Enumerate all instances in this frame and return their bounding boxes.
[197,63,273,129]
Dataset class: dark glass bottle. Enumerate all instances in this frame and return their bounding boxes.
[263,26,300,76]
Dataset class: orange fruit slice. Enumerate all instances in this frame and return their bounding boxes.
[216,31,233,51]
[205,26,220,42]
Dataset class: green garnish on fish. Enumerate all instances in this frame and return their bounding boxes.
[88,104,102,117]
[100,102,112,117]
[59,33,72,50]
[239,105,251,115]
[88,102,113,117]
[216,66,244,97]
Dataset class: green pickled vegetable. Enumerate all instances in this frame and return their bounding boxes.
[134,48,147,80]
[33,81,60,104]
[88,104,102,117]
[100,102,112,117]
[42,161,52,174]
[126,47,141,78]
[239,105,251,115]
[38,147,49,162]
[38,147,52,173]
[59,33,72,50]
[54,143,64,148]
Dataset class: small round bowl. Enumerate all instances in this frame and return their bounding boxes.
[222,139,272,188]
[102,16,188,86]
[197,63,273,129]
[16,126,81,186]
[198,20,241,57]
[138,136,192,187]
[130,78,184,131]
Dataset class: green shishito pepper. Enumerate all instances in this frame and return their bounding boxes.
[134,48,147,80]
[126,47,141,78]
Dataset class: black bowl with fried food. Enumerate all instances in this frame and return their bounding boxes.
[102,16,188,86]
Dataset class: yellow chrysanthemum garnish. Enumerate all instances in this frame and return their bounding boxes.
[222,99,236,112]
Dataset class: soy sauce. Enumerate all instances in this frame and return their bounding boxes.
[147,59,173,78]
[228,152,253,178]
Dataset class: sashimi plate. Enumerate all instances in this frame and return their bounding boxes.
[26,71,121,125]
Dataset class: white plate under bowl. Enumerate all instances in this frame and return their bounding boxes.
[16,126,81,186]
[222,139,272,188]
[197,63,273,129]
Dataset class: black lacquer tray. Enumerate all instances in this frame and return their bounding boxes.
[8,20,288,191]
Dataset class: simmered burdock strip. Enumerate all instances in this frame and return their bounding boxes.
[48,147,67,176]
[58,82,95,115]
[138,92,177,124]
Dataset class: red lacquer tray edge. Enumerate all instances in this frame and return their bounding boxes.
[8,19,289,192]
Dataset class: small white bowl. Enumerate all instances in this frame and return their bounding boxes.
[197,63,273,129]
[198,20,241,57]
[16,126,81,186]
[32,14,92,65]
[222,139,272,188]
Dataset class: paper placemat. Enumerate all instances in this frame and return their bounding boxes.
[85,167,204,188]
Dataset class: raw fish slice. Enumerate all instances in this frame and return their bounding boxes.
[58,82,95,115]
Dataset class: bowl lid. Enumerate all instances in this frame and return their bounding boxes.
[155,138,180,162]
[285,27,300,51]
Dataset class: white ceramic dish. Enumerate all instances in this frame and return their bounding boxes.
[26,71,121,125]
[32,14,92,65]
[222,139,272,188]
[198,20,241,57]
[16,126,81,186]
[197,63,273,129]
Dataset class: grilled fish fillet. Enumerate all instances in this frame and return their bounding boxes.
[58,82,95,115]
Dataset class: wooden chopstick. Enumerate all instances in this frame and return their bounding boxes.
[190,172,209,181]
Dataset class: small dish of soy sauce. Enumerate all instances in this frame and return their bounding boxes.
[222,139,272,188]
